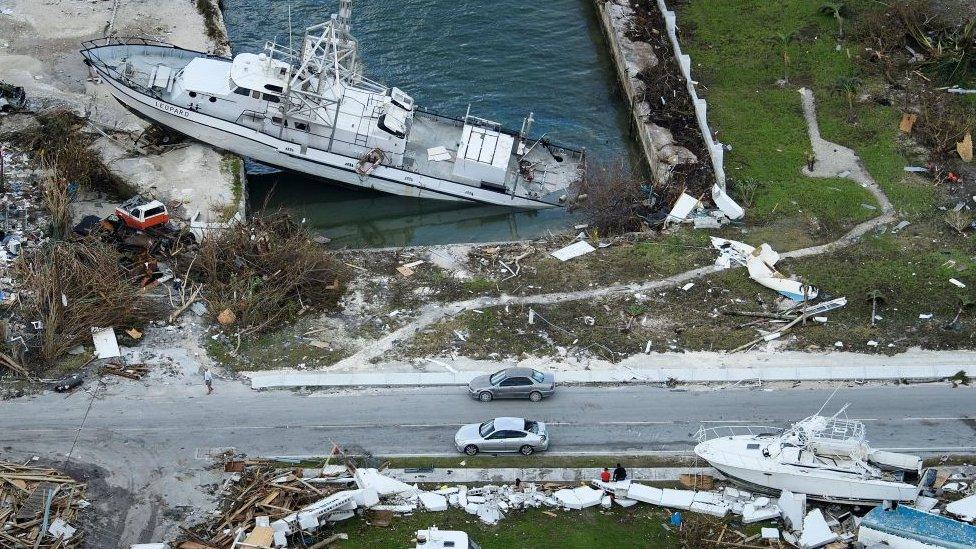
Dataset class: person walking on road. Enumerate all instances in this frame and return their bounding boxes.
[204,368,214,395]
[612,463,627,482]
[600,467,611,483]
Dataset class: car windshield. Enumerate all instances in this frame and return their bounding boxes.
[489,370,507,385]
[530,370,545,383]
[478,421,494,438]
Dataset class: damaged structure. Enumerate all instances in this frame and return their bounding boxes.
[695,406,922,505]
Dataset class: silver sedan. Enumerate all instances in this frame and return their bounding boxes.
[454,417,549,456]
[467,367,555,402]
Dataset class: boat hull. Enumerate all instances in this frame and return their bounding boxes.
[94,71,560,209]
[703,458,919,505]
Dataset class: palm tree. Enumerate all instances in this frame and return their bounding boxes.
[819,1,848,39]
[771,31,795,83]
[950,295,975,326]
[833,75,862,123]
[865,289,885,326]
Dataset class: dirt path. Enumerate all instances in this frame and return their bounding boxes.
[331,89,896,369]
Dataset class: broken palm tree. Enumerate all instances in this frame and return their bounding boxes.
[182,212,347,337]
[15,240,159,363]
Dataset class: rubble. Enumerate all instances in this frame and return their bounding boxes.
[712,237,818,301]
[0,461,88,547]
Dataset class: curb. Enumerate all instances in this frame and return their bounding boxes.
[246,364,969,390]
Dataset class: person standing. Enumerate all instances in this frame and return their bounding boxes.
[600,467,611,483]
[612,463,627,482]
[204,368,214,395]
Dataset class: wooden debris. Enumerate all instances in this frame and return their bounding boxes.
[0,462,86,548]
[101,362,149,380]
[181,462,351,548]
[898,113,917,133]
[678,473,715,490]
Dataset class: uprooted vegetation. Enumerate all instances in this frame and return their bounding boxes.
[14,241,160,365]
[9,109,134,196]
[184,212,349,337]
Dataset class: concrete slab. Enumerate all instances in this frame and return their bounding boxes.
[659,489,696,510]
[626,483,664,505]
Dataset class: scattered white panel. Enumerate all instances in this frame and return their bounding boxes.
[551,241,596,261]
[627,483,664,505]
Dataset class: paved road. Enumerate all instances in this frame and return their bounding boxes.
[2,383,974,459]
[1,382,973,546]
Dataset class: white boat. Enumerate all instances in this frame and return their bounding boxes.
[80,1,584,209]
[694,405,922,505]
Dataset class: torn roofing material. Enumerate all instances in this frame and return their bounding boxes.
[710,237,819,301]
[860,505,976,549]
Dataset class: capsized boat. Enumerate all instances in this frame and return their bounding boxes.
[694,405,922,505]
[80,1,584,209]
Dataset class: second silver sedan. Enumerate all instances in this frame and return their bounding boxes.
[454,417,549,456]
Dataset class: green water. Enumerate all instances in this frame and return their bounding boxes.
[223,0,632,247]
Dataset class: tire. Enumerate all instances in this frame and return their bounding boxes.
[464,444,479,456]
[529,391,543,402]
[519,445,534,456]
[478,391,493,402]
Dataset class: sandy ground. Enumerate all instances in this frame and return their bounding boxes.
[0,0,238,222]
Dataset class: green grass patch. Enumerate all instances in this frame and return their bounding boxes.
[330,507,678,549]
[679,0,930,220]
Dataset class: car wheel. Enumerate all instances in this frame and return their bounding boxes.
[519,445,534,456]
[529,391,543,402]
[478,391,493,402]
[464,444,479,456]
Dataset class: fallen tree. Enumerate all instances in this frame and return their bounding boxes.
[184,212,348,336]
[15,240,160,364]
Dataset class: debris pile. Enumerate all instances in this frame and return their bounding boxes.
[0,461,88,548]
[183,212,347,336]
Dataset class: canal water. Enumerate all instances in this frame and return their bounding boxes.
[222,0,632,247]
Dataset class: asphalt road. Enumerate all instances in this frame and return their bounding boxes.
[1,383,974,459]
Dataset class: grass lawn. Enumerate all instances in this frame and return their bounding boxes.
[331,507,679,548]
[679,0,933,226]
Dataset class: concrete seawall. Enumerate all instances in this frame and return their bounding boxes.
[594,0,662,178]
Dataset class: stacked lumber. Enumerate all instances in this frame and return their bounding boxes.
[0,462,86,548]
[100,361,150,380]
[180,464,351,548]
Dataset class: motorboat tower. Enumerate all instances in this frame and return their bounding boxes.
[80,1,585,209]
[694,405,922,505]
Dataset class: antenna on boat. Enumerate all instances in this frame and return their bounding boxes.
[338,0,352,33]
[814,385,840,417]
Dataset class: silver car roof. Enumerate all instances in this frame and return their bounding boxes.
[491,417,526,431]
[499,367,537,377]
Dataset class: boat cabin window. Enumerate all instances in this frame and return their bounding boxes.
[188,91,197,98]
[264,84,284,93]
[746,443,760,449]
[294,122,309,131]
[271,116,287,127]
[251,90,261,99]
[263,93,281,103]
[233,87,250,96]
[208,96,217,103]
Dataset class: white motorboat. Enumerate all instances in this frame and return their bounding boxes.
[80,1,584,209]
[694,405,922,505]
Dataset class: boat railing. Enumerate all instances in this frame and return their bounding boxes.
[695,425,785,443]
[80,36,227,100]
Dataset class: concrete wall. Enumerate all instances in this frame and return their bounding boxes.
[595,0,662,178]
[594,0,726,190]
